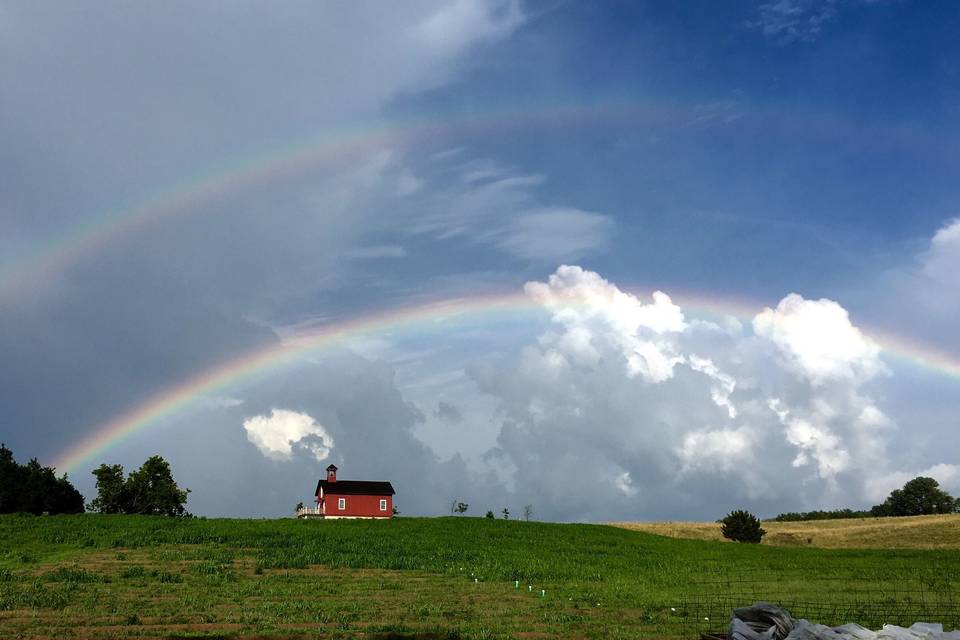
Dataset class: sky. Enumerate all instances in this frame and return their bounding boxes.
[1,0,958,521]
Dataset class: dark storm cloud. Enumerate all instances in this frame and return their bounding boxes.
[145,350,509,518]
[0,1,526,471]
[0,264,278,467]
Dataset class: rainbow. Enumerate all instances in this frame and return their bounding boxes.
[50,289,960,474]
[0,99,938,304]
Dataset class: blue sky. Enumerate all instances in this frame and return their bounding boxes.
[1,1,958,520]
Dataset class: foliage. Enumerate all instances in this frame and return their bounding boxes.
[89,456,189,516]
[295,502,304,513]
[720,509,766,543]
[484,510,494,519]
[89,464,126,514]
[773,509,872,522]
[0,444,84,515]
[454,502,468,515]
[523,504,533,521]
[871,476,958,517]
[501,508,509,520]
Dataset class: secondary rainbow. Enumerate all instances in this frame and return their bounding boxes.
[51,290,960,475]
[0,99,937,304]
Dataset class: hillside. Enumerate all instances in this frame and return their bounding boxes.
[610,513,960,549]
[1,514,958,639]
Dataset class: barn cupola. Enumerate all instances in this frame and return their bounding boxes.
[326,464,338,482]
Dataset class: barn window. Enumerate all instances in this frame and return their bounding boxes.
[379,499,387,511]
[338,498,345,510]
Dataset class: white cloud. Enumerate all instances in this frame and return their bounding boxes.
[463,265,960,519]
[524,265,686,383]
[344,245,408,259]
[242,409,335,462]
[201,395,245,409]
[922,218,960,288]
[416,0,524,56]
[687,355,738,418]
[753,293,885,385]
[614,471,638,496]
[493,208,613,262]
[678,426,753,472]
[398,161,613,263]
[526,266,686,334]
[864,463,960,503]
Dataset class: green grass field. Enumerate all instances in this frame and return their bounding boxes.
[2,514,958,639]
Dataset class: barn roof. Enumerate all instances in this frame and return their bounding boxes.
[315,479,395,496]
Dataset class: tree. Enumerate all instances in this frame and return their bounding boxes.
[89,456,189,516]
[89,464,128,514]
[125,456,190,516]
[485,510,495,519]
[501,507,509,520]
[720,509,766,543]
[871,476,957,517]
[0,444,84,515]
[295,502,304,513]
[523,504,533,521]
[455,502,468,515]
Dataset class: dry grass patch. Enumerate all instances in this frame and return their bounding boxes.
[610,513,960,549]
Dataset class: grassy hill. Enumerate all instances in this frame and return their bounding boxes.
[610,513,960,549]
[1,514,958,639]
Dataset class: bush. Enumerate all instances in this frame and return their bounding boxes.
[721,509,766,543]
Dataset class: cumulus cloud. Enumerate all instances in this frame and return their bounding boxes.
[524,265,686,382]
[688,355,738,418]
[677,426,754,472]
[243,409,335,462]
[466,265,958,520]
[753,293,885,385]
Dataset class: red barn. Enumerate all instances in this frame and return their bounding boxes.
[311,465,395,519]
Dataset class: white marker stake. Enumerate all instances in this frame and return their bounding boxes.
[515,580,519,588]
[540,589,545,597]
[528,585,532,592]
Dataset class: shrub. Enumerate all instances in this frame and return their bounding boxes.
[720,509,766,543]
[485,511,494,519]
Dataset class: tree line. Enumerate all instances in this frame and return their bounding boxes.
[773,476,959,522]
[0,444,189,516]
[0,444,84,514]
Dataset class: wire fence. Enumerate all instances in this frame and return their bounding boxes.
[676,568,960,639]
